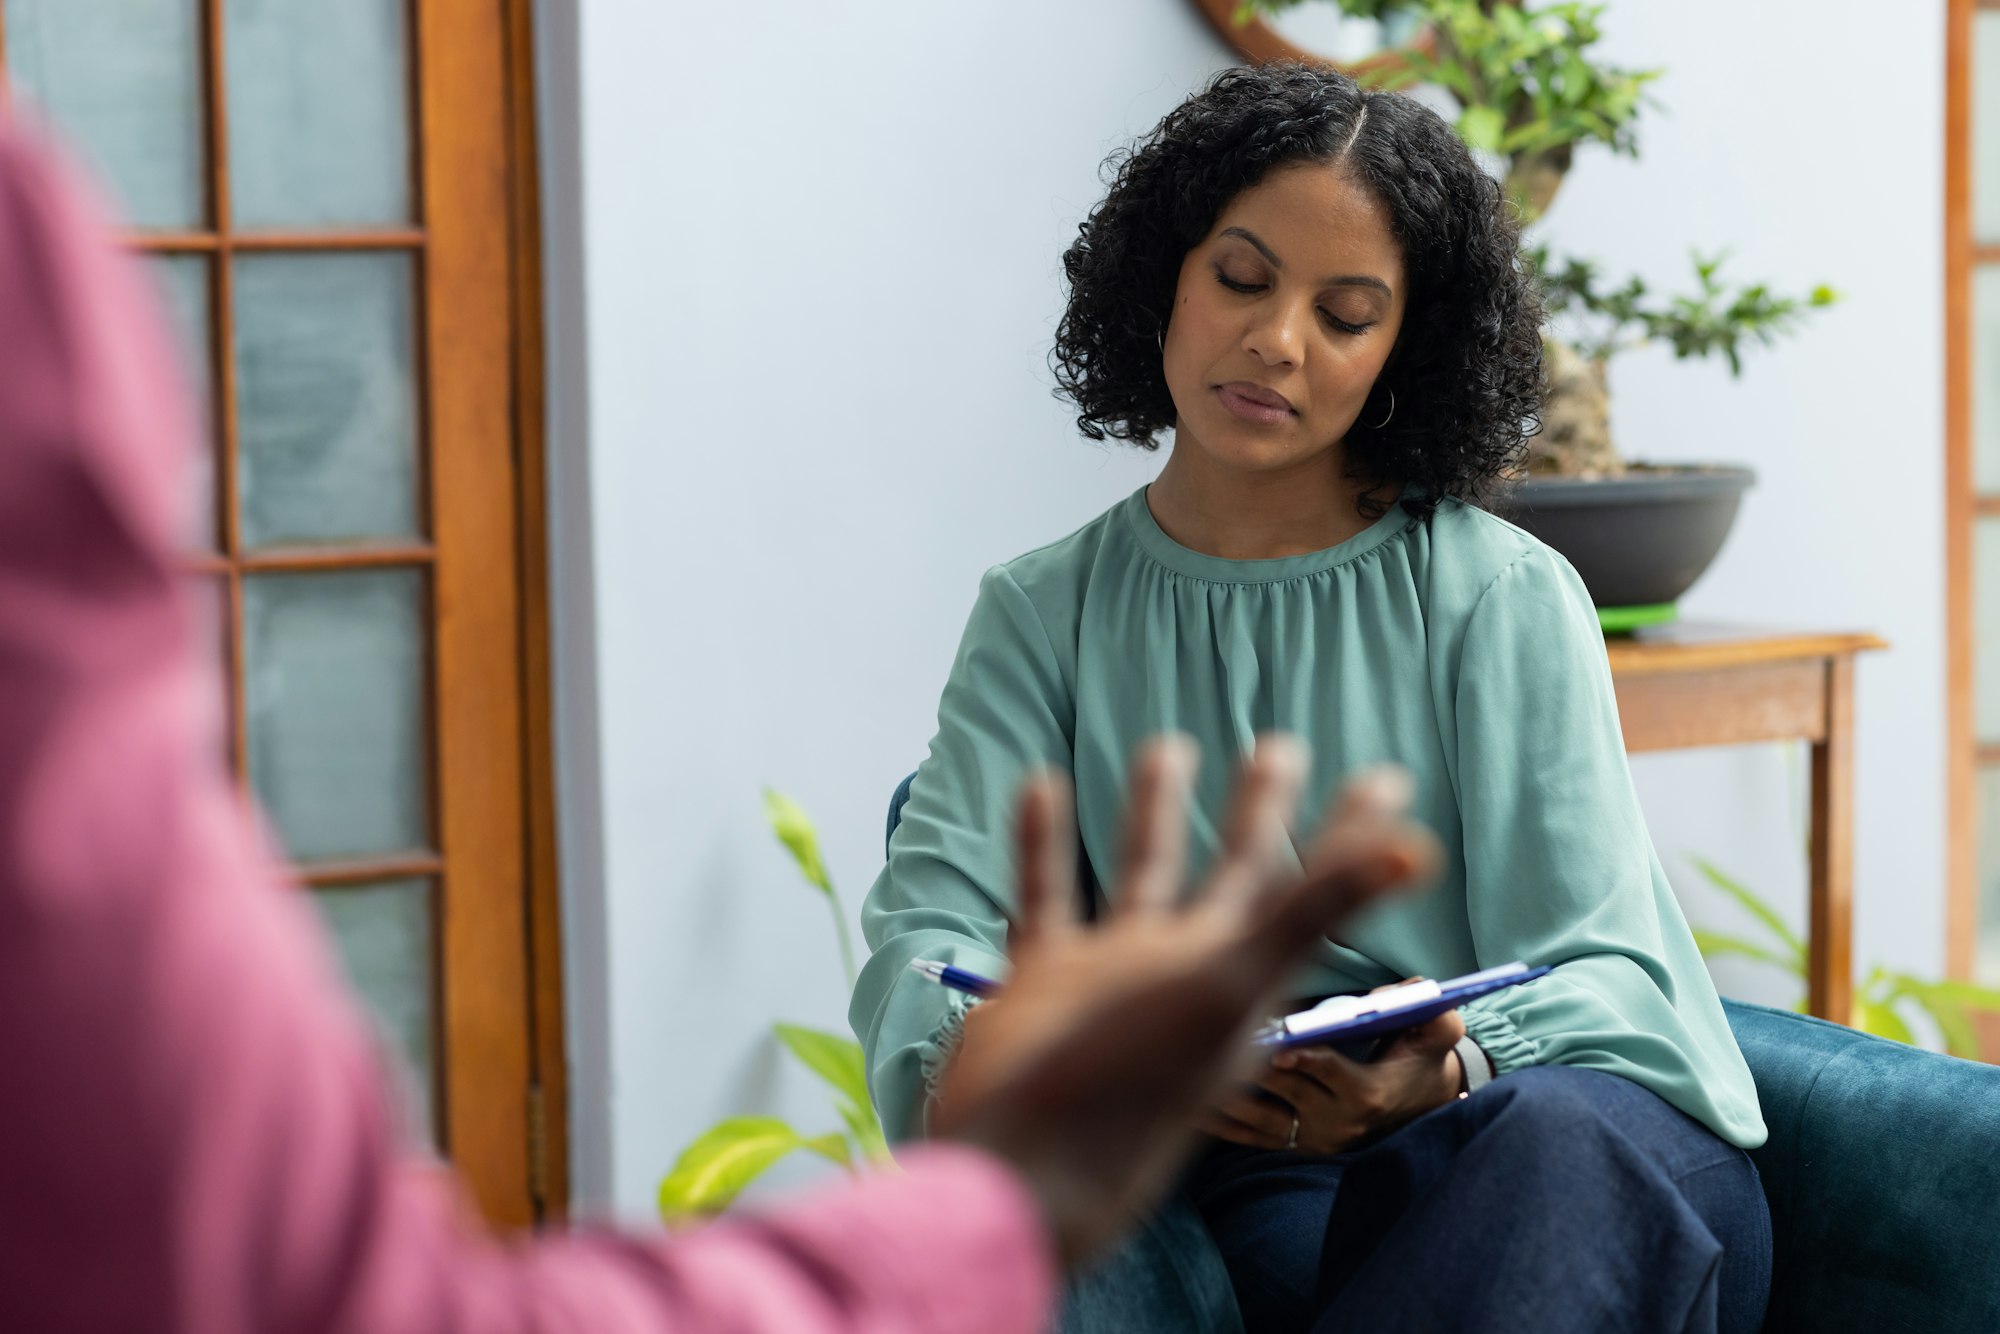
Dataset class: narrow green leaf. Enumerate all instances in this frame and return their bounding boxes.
[764,789,833,895]
[658,1117,820,1221]
[774,1023,873,1114]
[802,1132,854,1169]
[1432,61,1477,103]
[1687,858,1806,964]
[1901,986,1981,1059]
[1458,105,1506,153]
[1855,998,1917,1047]
[1922,979,2000,1012]
[1500,119,1555,155]
[1364,63,1424,93]
[837,1098,892,1162]
[764,788,860,987]
[1690,929,1802,975]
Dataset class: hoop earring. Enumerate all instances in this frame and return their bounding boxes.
[1368,389,1396,430]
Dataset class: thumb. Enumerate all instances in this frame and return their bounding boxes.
[1396,1008,1466,1058]
[1261,815,1440,954]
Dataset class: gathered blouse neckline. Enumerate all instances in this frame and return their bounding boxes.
[1121,484,1419,586]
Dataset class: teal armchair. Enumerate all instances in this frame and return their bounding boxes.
[1727,1000,2000,1331]
[886,773,2000,1331]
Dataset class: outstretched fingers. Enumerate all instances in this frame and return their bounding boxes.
[1324,764,1415,832]
[1112,735,1199,915]
[1196,734,1310,917]
[1256,766,1439,953]
[1012,769,1081,946]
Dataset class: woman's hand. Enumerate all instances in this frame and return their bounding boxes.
[1200,1006,1465,1155]
[932,736,1443,1267]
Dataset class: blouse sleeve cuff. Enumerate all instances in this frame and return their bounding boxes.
[1459,1001,1539,1076]
[918,989,986,1136]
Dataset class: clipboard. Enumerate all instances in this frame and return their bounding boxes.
[1255,962,1552,1060]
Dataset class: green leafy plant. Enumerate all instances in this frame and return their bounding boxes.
[1245,0,1655,221]
[1234,0,1836,474]
[1688,856,2000,1060]
[657,792,890,1222]
[1533,248,1839,377]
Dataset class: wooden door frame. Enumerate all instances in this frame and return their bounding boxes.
[1947,0,1977,985]
[429,0,567,1223]
[504,0,569,1223]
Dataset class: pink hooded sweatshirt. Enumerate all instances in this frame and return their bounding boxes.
[0,125,1054,1334]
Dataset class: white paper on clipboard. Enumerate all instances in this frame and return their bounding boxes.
[1257,962,1550,1052]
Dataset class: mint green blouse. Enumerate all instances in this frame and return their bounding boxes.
[850,486,1766,1150]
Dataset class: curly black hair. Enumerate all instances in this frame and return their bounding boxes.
[1049,62,1544,517]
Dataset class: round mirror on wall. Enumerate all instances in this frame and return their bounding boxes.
[1190,0,1429,77]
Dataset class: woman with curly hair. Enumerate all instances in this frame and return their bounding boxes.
[851,61,1771,1334]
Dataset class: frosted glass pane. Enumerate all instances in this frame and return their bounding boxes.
[1980,770,2000,986]
[3,0,205,229]
[234,254,420,547]
[224,0,411,227]
[1975,269,2000,494]
[245,569,427,861]
[313,879,435,1138]
[1981,520,2000,744]
[148,255,218,547]
[1980,521,2000,744]
[1978,14,2000,244]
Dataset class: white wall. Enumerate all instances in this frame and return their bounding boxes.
[540,0,1950,1218]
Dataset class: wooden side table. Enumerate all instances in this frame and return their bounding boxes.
[1605,625,1888,1026]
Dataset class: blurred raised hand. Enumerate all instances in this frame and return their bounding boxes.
[933,735,1441,1265]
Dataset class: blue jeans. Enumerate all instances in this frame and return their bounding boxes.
[1183,1066,1772,1334]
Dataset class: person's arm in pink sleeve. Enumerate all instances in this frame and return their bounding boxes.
[0,124,1053,1334]
[517,1148,1048,1333]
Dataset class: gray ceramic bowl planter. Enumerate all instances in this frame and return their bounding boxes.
[1490,466,1755,626]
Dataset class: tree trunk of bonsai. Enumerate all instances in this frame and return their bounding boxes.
[1504,142,1571,226]
[1529,338,1621,476]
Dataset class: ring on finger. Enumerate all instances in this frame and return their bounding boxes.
[1285,1114,1299,1151]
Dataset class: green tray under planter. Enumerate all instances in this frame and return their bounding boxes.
[1598,603,1679,635]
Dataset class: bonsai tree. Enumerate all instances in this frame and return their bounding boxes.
[1238,0,1836,475]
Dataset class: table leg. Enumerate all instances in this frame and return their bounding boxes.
[1808,655,1856,1025]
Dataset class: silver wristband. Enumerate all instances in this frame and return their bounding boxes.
[1453,1033,1494,1096]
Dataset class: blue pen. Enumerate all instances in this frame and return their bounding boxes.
[908,958,1002,998]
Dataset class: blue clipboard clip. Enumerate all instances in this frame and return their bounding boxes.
[1254,962,1553,1060]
